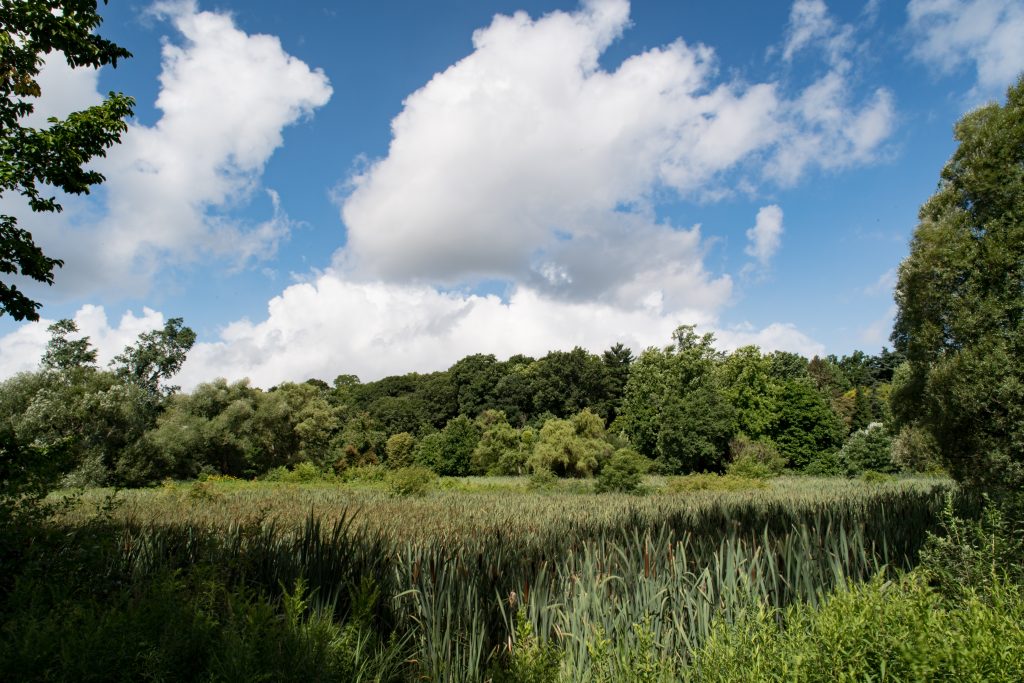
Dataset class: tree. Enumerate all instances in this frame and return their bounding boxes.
[614,326,734,473]
[40,319,97,372]
[891,76,1024,498]
[1,0,134,320]
[112,318,196,396]
[769,379,844,469]
[528,409,612,478]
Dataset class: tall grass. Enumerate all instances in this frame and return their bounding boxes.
[43,476,949,681]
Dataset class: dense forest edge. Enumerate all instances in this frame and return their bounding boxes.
[2,4,1024,681]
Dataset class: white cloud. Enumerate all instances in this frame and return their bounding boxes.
[783,0,834,61]
[716,322,826,358]
[745,205,784,265]
[767,1,895,184]
[0,275,826,390]
[337,0,894,318]
[907,0,1024,94]
[12,0,332,297]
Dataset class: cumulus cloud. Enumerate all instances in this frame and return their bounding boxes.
[907,0,1024,94]
[0,272,825,390]
[337,0,894,317]
[12,0,332,297]
[745,205,784,266]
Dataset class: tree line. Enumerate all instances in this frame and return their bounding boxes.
[0,318,925,487]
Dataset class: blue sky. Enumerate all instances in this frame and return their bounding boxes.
[1,0,1022,387]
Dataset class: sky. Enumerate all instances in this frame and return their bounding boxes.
[1,0,1022,389]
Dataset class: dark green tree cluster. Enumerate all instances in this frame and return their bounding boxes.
[0,318,195,486]
[1,318,915,485]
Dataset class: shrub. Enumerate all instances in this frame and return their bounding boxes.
[261,462,333,483]
[595,448,649,494]
[803,449,846,476]
[386,466,437,497]
[890,424,944,474]
[341,464,388,484]
[859,470,894,485]
[918,495,1024,602]
[690,572,1024,682]
[491,610,560,683]
[527,468,558,491]
[725,435,786,479]
[385,432,417,469]
[840,423,897,475]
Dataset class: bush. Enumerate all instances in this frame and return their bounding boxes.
[840,423,897,475]
[386,466,437,497]
[527,468,558,491]
[341,464,388,484]
[725,435,786,479]
[859,470,894,485]
[690,572,1024,682]
[491,610,560,683]
[918,495,1024,603]
[595,448,649,494]
[803,449,845,476]
[890,424,944,474]
[261,462,334,483]
[385,432,416,469]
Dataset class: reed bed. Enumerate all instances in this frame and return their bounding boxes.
[57,476,949,681]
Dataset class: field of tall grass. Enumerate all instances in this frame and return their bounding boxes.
[11,475,953,681]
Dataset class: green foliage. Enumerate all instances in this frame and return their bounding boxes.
[263,462,335,484]
[40,319,97,372]
[472,410,523,474]
[413,415,480,476]
[918,496,1024,603]
[688,572,1024,682]
[340,411,386,468]
[385,432,417,469]
[859,470,894,485]
[527,467,559,491]
[892,77,1024,500]
[768,379,844,469]
[0,572,409,682]
[386,465,437,497]
[112,317,196,396]
[491,609,561,683]
[725,434,786,479]
[890,423,944,474]
[718,346,778,439]
[0,0,134,320]
[839,423,897,475]
[529,409,612,477]
[594,448,649,494]
[803,449,847,476]
[616,327,735,474]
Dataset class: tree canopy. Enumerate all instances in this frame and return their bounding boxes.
[891,76,1024,498]
[0,0,134,320]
